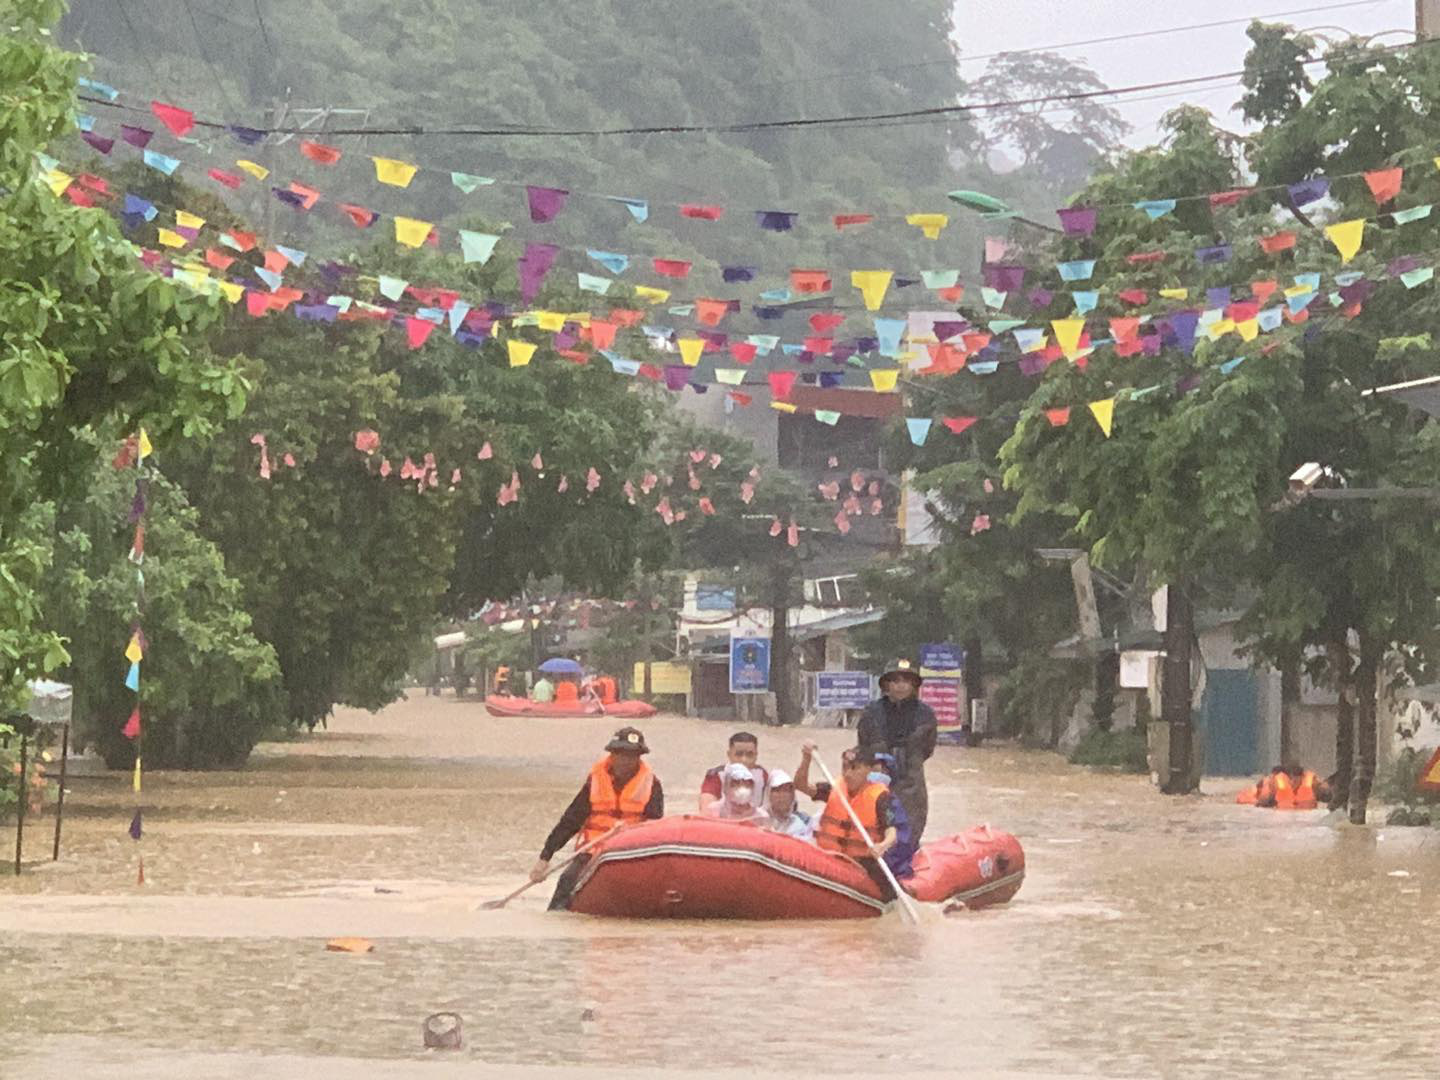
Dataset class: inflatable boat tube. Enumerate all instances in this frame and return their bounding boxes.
[483,694,657,719]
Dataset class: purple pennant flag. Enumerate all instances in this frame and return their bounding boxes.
[932,320,967,342]
[526,185,569,223]
[81,131,114,155]
[517,243,560,303]
[797,352,816,365]
[722,266,756,283]
[1176,373,1202,396]
[894,276,919,289]
[663,365,689,391]
[832,345,856,364]
[120,125,153,149]
[698,330,728,349]
[690,383,708,394]
[228,125,266,145]
[1057,206,1097,236]
[1018,354,1047,377]
[756,210,798,232]
[553,328,579,350]
[129,810,142,841]
[984,264,1025,292]
[854,336,878,353]
[1195,244,1232,265]
[754,306,782,320]
[1288,178,1329,207]
[128,479,147,524]
[1027,288,1054,308]
[294,303,339,323]
[1339,279,1375,305]
[1206,287,1231,308]
[1388,255,1422,277]
[1169,311,1200,354]
[272,188,307,208]
[318,261,356,284]
[455,329,488,348]
[174,225,200,242]
[1141,332,1163,357]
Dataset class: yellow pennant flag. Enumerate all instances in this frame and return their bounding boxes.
[1051,318,1085,357]
[535,311,566,332]
[678,338,705,367]
[1236,318,1259,342]
[851,270,893,311]
[1325,219,1365,263]
[175,210,206,229]
[906,213,948,240]
[218,280,245,304]
[138,428,153,459]
[156,228,187,248]
[870,368,900,391]
[634,285,670,304]
[235,159,269,180]
[125,635,143,664]
[393,216,433,248]
[373,156,419,188]
[1089,398,1116,438]
[508,339,538,367]
[1206,318,1235,340]
[43,168,73,196]
[1158,287,1188,300]
[133,756,142,793]
[770,401,798,413]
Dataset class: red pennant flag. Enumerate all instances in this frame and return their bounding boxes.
[263,249,290,274]
[1208,188,1249,208]
[150,100,194,137]
[339,203,377,228]
[406,318,437,349]
[287,182,321,210]
[122,708,141,739]
[729,391,752,406]
[1364,166,1403,205]
[1226,301,1259,324]
[271,287,303,310]
[803,337,833,356]
[637,364,663,381]
[588,320,618,350]
[609,308,644,327]
[833,214,873,230]
[694,299,731,326]
[1114,339,1144,357]
[1251,280,1279,302]
[209,168,243,189]
[1118,289,1149,306]
[300,140,343,166]
[768,371,797,400]
[76,173,111,196]
[652,258,692,279]
[809,313,846,333]
[558,349,591,364]
[204,248,235,271]
[942,416,978,435]
[699,497,716,515]
[1108,317,1140,343]
[1284,306,1310,324]
[789,269,832,293]
[938,285,965,303]
[64,186,95,207]
[728,342,757,364]
[244,290,272,317]
[1045,407,1071,427]
[225,230,256,252]
[1259,231,1297,254]
[1127,250,1166,265]
[679,204,724,220]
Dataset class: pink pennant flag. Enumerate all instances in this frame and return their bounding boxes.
[532,452,544,470]
[557,475,569,492]
[708,453,722,469]
[688,469,701,491]
[282,452,296,468]
[689,450,707,464]
[586,468,601,492]
[477,441,493,460]
[699,497,715,515]
[354,429,380,454]
[122,708,141,739]
[526,185,569,223]
[209,168,244,189]
[406,317,436,349]
[378,459,392,478]
[451,468,462,485]
[786,521,799,547]
[150,100,195,137]
[834,509,851,534]
[729,342,758,365]
[740,481,755,504]
[624,480,637,504]
[769,518,783,537]
[641,472,658,494]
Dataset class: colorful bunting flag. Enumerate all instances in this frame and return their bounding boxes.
[1325,219,1365,263]
[680,204,724,220]
[373,156,419,187]
[906,212,948,239]
[869,369,899,392]
[905,418,932,445]
[508,339,538,367]
[1089,399,1115,437]
[526,185,569,223]
[394,216,434,248]
[851,270,893,311]
[458,229,500,264]
[1364,167,1403,205]
[300,140,342,166]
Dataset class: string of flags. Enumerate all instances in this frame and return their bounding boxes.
[111,427,152,884]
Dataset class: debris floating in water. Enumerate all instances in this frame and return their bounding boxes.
[325,937,374,953]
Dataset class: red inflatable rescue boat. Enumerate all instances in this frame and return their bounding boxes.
[483,694,657,719]
[566,816,1024,919]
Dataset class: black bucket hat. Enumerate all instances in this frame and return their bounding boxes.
[604,726,650,754]
[879,659,923,686]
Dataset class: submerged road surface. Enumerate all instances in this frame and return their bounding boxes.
[3,694,1436,1077]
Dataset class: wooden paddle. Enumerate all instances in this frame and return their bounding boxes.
[811,755,921,925]
[477,822,623,910]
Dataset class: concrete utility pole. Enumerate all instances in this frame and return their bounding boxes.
[1419,0,1440,38]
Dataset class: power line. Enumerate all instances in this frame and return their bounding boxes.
[183,0,242,119]
[252,0,274,52]
[748,0,1396,90]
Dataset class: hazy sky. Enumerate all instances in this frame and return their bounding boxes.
[955,0,1417,145]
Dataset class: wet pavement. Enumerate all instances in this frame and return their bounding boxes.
[4,693,1437,1077]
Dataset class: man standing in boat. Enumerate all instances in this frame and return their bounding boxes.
[529,726,664,910]
[857,660,938,842]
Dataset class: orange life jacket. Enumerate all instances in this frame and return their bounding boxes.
[494,666,510,690]
[1272,770,1318,810]
[816,780,887,857]
[597,676,619,704]
[579,756,655,846]
[555,680,579,703]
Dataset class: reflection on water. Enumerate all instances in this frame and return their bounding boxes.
[3,694,1438,1077]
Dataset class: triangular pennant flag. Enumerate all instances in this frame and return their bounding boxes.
[122,707,141,740]
[300,140,342,165]
[652,258,692,279]
[377,275,408,301]
[452,171,494,193]
[869,369,899,391]
[125,661,140,691]
[1057,259,1096,281]
[1134,199,1175,219]
[142,149,181,176]
[1045,407,1071,427]
[339,203,378,228]
[1088,398,1115,437]
[526,185,569,222]
[458,229,500,264]
[814,410,841,425]
[1051,318,1085,357]
[681,204,724,220]
[150,100,194,137]
[1364,167,1403,205]
[768,371,797,400]
[905,418,932,445]
[941,416,979,436]
[588,250,629,275]
[678,338,705,367]
[1259,231,1297,254]
[406,317,436,349]
[373,156,419,187]
[905,212,948,239]
[715,368,746,385]
[694,299,731,327]
[577,273,612,294]
[508,339,538,367]
[1392,204,1432,224]
[851,270,893,311]
[394,216,434,248]
[1324,219,1365,263]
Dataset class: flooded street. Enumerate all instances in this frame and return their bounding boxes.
[4,694,1437,1078]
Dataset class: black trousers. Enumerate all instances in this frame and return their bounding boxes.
[547,853,591,911]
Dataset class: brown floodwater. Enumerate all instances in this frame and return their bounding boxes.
[3,693,1438,1078]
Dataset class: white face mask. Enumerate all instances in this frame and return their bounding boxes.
[728,785,754,806]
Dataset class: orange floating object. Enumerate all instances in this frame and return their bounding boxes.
[326,937,374,953]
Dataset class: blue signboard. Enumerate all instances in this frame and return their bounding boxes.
[815,671,874,709]
[729,635,771,694]
[919,642,965,674]
[695,584,736,612]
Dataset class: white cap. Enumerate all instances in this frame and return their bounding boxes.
[722,763,754,783]
[768,768,794,788]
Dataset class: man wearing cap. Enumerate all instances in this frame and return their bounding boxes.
[530,726,664,910]
[702,763,769,823]
[765,768,813,839]
[857,660,938,843]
